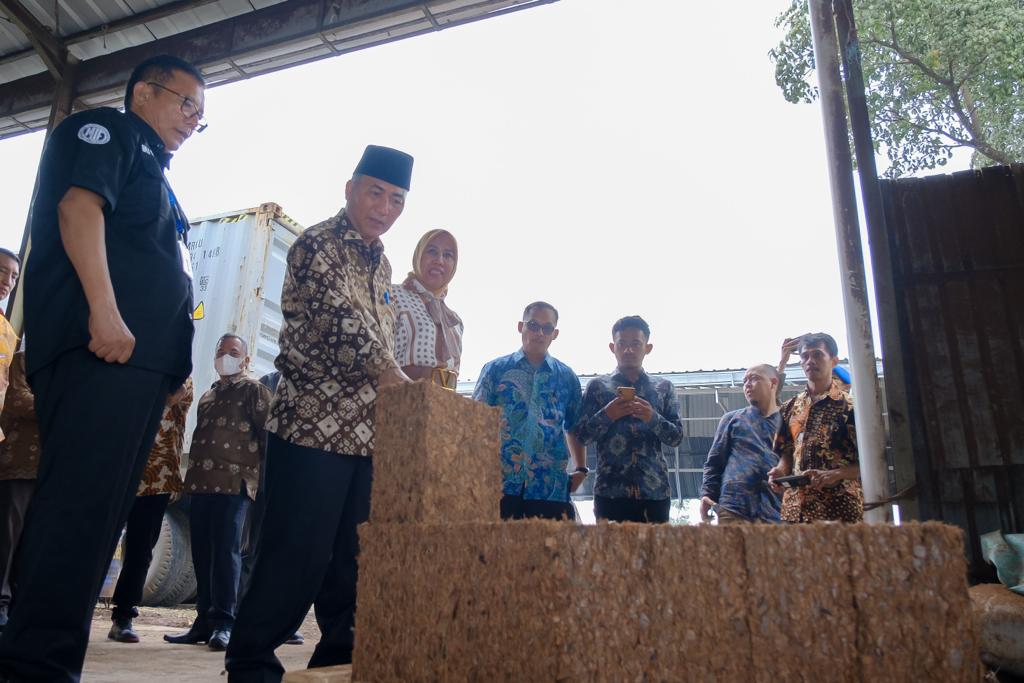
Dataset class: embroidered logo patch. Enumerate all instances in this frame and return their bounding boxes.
[77,123,110,145]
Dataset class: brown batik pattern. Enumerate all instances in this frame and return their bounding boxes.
[137,377,194,496]
[775,378,863,522]
[266,210,398,457]
[184,375,271,499]
[0,353,40,481]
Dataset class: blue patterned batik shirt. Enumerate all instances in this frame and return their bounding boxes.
[700,406,783,522]
[472,350,583,503]
[574,370,684,500]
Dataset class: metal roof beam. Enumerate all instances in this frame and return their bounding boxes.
[0,0,222,68]
[0,0,68,78]
[0,1,556,128]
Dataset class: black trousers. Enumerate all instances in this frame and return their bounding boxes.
[0,349,171,683]
[500,492,575,521]
[238,449,269,601]
[226,434,372,682]
[111,493,171,621]
[0,479,34,624]
[190,491,250,631]
[594,495,671,523]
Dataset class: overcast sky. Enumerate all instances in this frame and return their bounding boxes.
[0,0,970,380]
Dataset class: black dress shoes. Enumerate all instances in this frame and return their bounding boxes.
[207,628,231,651]
[163,626,211,644]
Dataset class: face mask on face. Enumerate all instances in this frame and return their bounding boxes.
[215,354,244,377]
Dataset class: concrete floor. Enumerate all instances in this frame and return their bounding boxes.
[82,605,349,682]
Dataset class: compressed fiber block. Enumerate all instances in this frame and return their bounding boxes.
[848,523,979,680]
[371,380,502,523]
[282,666,351,682]
[353,521,980,683]
[739,523,858,682]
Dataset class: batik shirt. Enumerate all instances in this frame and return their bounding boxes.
[775,379,863,523]
[575,370,684,500]
[0,353,40,481]
[185,374,271,499]
[266,210,398,456]
[700,406,782,522]
[473,350,582,502]
[137,377,193,497]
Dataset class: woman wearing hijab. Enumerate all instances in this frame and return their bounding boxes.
[393,229,463,389]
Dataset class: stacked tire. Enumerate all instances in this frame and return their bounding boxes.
[141,506,196,607]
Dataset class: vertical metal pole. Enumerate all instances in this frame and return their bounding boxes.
[6,58,79,336]
[833,0,921,520]
[807,0,889,522]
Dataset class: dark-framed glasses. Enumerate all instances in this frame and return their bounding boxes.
[147,81,208,132]
[525,320,556,336]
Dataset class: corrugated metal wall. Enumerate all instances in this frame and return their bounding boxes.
[878,164,1024,578]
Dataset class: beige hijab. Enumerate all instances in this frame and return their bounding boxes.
[409,229,458,295]
[403,229,462,370]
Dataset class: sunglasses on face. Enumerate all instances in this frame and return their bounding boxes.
[524,320,556,336]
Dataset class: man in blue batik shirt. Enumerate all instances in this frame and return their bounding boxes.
[699,364,783,524]
[575,316,684,523]
[473,302,586,520]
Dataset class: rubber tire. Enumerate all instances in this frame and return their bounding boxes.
[140,506,197,607]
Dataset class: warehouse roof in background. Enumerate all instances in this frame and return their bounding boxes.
[0,0,555,140]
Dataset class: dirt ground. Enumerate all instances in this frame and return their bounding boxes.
[83,604,350,682]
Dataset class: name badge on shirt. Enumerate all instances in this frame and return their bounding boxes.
[179,240,194,280]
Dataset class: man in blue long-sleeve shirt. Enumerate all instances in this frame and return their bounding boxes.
[700,364,783,524]
[575,316,683,523]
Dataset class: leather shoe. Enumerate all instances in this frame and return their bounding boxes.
[108,618,140,643]
[208,629,231,651]
[163,626,211,644]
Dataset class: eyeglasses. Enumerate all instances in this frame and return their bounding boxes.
[147,81,208,132]
[524,320,556,336]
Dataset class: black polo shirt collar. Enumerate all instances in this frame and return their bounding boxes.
[125,111,172,169]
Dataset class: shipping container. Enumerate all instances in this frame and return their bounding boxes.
[182,202,303,453]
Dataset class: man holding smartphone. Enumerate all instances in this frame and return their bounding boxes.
[473,302,586,520]
[767,333,863,522]
[574,316,683,523]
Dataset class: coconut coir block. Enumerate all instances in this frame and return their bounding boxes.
[371,380,502,523]
[353,521,980,682]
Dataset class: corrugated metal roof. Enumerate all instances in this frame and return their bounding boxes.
[0,0,556,139]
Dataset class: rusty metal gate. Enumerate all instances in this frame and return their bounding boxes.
[876,164,1024,579]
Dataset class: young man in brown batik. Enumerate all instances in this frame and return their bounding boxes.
[768,333,863,522]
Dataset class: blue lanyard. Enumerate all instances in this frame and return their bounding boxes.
[164,179,187,239]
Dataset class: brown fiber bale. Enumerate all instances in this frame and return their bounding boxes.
[354,521,574,683]
[354,521,981,682]
[740,523,858,682]
[371,380,501,523]
[850,521,981,682]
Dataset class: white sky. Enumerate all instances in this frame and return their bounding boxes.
[0,0,970,380]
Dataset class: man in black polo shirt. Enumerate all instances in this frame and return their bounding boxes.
[0,55,204,682]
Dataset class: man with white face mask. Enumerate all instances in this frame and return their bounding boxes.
[164,334,271,651]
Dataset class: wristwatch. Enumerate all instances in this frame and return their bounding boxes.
[574,466,590,474]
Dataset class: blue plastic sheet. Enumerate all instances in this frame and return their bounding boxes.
[981,530,1024,595]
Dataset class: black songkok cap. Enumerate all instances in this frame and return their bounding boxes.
[353,145,414,191]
